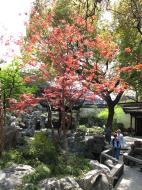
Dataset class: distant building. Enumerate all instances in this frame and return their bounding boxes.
[122,102,142,136]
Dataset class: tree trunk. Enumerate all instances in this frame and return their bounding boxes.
[3,91,6,126]
[61,110,68,152]
[47,103,54,138]
[70,110,73,130]
[76,108,80,128]
[106,105,115,129]
[104,92,123,129]
[0,82,4,156]
[0,107,4,156]
[58,110,62,137]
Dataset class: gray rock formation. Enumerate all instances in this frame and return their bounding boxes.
[77,169,112,190]
[89,160,111,174]
[84,135,105,159]
[104,159,116,169]
[0,164,34,190]
[39,177,83,190]
[39,165,112,190]
[0,162,112,190]
[4,116,23,148]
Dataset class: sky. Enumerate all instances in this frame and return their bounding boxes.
[0,0,33,62]
[0,0,33,35]
[0,0,117,63]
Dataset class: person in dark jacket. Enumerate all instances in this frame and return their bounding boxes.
[104,126,111,144]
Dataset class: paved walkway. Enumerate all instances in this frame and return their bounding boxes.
[124,136,142,148]
[115,166,142,190]
[114,136,142,190]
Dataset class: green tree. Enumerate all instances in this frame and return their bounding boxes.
[0,58,36,120]
[0,58,36,154]
[113,0,142,101]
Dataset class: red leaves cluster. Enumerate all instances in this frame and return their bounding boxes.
[10,10,142,113]
[134,64,142,70]
[120,64,142,73]
[43,73,89,110]
[124,47,131,53]
[95,35,119,60]
[9,94,41,113]
[15,14,122,112]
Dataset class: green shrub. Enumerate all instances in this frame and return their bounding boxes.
[77,125,87,132]
[23,164,51,184]
[0,131,92,186]
[0,149,24,169]
[22,154,91,185]
[98,106,127,130]
[79,116,106,127]
[30,132,59,164]
[98,108,108,119]
[21,132,59,166]
[77,125,103,135]
[52,154,92,177]
[66,155,91,176]
[91,117,107,127]
[86,127,103,135]
[0,132,59,169]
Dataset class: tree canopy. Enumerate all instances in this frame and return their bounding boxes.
[1,0,142,138]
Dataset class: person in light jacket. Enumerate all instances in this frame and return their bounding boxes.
[117,129,124,148]
[111,133,121,160]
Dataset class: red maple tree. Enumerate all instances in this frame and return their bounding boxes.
[10,6,142,134]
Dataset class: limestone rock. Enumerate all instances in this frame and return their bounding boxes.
[5,126,22,149]
[77,169,112,190]
[89,160,111,174]
[0,164,34,190]
[84,136,105,159]
[39,177,83,190]
[104,159,116,169]
[39,169,112,190]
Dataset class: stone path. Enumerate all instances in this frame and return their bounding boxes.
[114,166,142,190]
[114,136,142,190]
[124,136,142,148]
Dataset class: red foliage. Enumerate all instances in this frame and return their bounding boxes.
[43,73,90,110]
[10,10,142,115]
[125,47,131,53]
[9,94,41,113]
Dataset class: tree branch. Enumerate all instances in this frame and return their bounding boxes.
[113,91,124,105]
